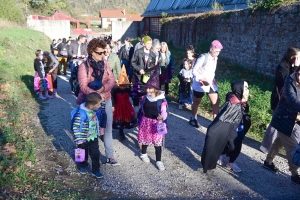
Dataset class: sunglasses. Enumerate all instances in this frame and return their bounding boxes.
[94,51,106,55]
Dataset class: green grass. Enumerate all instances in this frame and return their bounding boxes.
[168,43,273,141]
[0,25,85,199]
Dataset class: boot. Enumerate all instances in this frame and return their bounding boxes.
[119,129,126,141]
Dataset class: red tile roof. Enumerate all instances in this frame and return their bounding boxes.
[100,10,126,18]
[126,14,143,21]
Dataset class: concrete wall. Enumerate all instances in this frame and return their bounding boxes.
[111,21,143,41]
[27,17,70,40]
[102,17,126,29]
[161,4,300,76]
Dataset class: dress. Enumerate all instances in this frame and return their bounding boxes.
[112,88,137,129]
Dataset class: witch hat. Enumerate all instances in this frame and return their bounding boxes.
[146,69,160,89]
[118,64,130,85]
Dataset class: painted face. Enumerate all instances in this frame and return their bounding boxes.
[144,41,152,50]
[210,48,221,58]
[242,81,249,102]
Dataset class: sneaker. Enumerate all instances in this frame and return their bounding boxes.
[178,104,183,110]
[45,95,53,99]
[217,154,226,166]
[227,162,242,173]
[91,171,103,179]
[140,154,150,163]
[291,175,300,185]
[184,103,191,108]
[189,117,199,128]
[39,96,46,100]
[78,167,88,174]
[106,158,120,166]
[263,161,278,173]
[156,161,165,171]
[260,145,269,154]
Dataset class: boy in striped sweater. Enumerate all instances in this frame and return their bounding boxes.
[72,92,106,178]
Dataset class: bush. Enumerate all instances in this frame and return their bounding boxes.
[0,0,25,24]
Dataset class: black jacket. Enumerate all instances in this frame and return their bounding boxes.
[271,74,300,137]
[131,47,156,81]
[119,45,134,61]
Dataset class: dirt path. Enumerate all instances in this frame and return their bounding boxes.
[31,70,300,199]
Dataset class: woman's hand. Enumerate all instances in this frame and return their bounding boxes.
[98,86,105,93]
[157,114,163,121]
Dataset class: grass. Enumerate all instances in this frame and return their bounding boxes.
[168,42,273,141]
[0,23,85,199]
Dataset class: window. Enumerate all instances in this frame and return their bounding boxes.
[149,18,161,35]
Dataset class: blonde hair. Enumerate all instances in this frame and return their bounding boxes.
[161,42,169,53]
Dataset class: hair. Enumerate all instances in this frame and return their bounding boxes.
[85,92,102,106]
[42,54,52,66]
[87,38,107,55]
[35,49,42,57]
[78,34,85,40]
[124,37,131,43]
[282,47,300,65]
[152,39,161,48]
[147,87,161,96]
[62,38,66,43]
[183,58,192,69]
[52,39,56,42]
[186,45,195,54]
[161,42,169,53]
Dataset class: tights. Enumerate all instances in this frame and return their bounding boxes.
[142,145,162,161]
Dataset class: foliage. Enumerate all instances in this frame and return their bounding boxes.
[0,24,85,199]
[211,1,224,11]
[168,40,273,141]
[249,0,297,12]
[0,0,25,24]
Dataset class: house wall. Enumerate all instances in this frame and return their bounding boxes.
[161,4,300,76]
[111,21,144,41]
[102,18,108,28]
[27,16,70,40]
[102,17,126,29]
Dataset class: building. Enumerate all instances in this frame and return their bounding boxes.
[99,10,127,29]
[142,0,253,36]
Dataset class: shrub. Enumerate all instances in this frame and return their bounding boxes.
[0,0,25,24]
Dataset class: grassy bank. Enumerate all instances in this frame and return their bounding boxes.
[168,43,273,141]
[0,25,84,199]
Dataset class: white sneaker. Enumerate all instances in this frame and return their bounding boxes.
[260,145,269,154]
[178,104,183,109]
[217,155,225,166]
[227,162,242,173]
[156,161,165,171]
[140,154,150,163]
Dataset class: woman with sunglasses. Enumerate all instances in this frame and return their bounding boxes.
[76,38,120,167]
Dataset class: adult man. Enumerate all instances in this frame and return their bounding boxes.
[263,65,300,184]
[68,34,87,61]
[134,34,145,52]
[189,40,223,128]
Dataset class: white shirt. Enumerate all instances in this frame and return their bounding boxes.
[77,44,81,57]
[192,52,218,92]
[179,68,193,79]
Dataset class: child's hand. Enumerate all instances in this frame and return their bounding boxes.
[157,114,163,121]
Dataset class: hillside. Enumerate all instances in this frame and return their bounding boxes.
[66,0,151,15]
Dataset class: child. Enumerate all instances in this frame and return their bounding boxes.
[112,66,137,141]
[71,92,105,178]
[33,50,53,100]
[178,58,193,109]
[137,69,168,171]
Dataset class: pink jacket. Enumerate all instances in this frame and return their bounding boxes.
[76,59,115,105]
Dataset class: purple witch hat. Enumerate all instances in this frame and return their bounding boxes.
[146,69,160,90]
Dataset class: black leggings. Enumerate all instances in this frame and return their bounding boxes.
[142,145,162,161]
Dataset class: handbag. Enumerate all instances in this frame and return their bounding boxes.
[34,72,40,91]
[157,121,168,135]
[46,74,53,92]
[74,148,85,162]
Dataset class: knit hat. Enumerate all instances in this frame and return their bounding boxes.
[118,65,130,85]
[210,40,223,50]
[146,69,160,89]
[143,36,152,44]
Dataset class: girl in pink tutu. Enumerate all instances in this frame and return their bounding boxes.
[137,69,168,171]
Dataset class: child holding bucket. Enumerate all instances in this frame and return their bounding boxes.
[137,69,168,171]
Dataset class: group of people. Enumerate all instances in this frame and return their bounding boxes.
[33,34,300,185]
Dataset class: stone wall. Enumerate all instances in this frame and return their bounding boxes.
[161,4,300,76]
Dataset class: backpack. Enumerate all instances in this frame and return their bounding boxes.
[59,44,68,56]
[70,107,88,133]
[292,143,300,167]
[70,60,89,97]
[137,96,169,126]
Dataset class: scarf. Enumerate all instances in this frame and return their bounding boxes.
[87,55,104,81]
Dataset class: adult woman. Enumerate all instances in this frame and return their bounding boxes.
[119,37,134,82]
[260,47,300,154]
[76,38,120,166]
[201,80,250,173]
[43,51,59,95]
[159,42,174,95]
